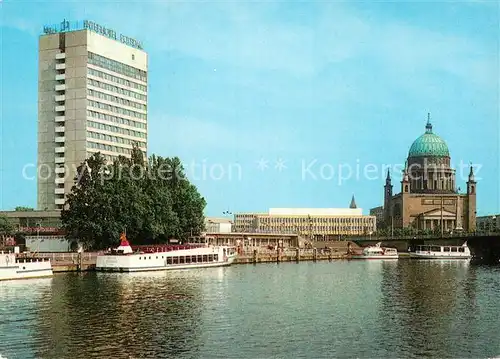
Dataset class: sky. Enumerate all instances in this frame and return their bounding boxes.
[0,0,499,217]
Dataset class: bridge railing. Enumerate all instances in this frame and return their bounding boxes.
[351,231,500,241]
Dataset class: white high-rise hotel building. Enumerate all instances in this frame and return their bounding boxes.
[37,20,148,210]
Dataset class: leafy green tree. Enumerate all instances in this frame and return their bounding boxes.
[61,145,206,250]
[15,206,34,212]
[61,153,110,249]
[0,214,14,236]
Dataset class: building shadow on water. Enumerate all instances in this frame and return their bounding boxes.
[376,260,480,358]
[33,271,208,359]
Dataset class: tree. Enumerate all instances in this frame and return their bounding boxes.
[61,145,206,250]
[61,152,112,249]
[15,206,34,212]
[0,214,14,236]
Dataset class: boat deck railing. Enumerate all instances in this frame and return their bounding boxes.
[130,244,207,253]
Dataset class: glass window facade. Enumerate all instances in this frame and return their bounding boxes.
[87,129,146,146]
[87,88,146,111]
[88,52,147,82]
[88,100,146,120]
[88,78,147,101]
[88,68,147,92]
[87,110,146,129]
[87,120,146,139]
[87,140,134,155]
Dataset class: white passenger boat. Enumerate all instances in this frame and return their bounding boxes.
[0,251,53,281]
[349,242,399,260]
[95,233,237,272]
[410,242,471,259]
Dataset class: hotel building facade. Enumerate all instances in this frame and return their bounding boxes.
[37,20,148,210]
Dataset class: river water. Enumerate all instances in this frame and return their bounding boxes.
[1,260,499,359]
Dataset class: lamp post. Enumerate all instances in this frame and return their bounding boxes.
[223,210,233,231]
[308,215,313,243]
[391,216,394,239]
[440,195,445,238]
[36,222,42,253]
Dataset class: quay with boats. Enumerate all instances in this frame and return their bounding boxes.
[0,240,478,276]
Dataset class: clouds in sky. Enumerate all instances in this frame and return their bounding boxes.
[84,2,496,85]
[1,0,498,213]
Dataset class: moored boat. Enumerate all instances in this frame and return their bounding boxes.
[349,242,399,260]
[410,242,471,259]
[0,251,53,281]
[95,233,237,272]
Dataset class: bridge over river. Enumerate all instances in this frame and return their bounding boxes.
[351,232,500,263]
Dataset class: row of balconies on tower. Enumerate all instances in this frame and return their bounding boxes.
[54,52,66,208]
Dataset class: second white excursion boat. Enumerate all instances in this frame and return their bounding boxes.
[349,242,399,260]
[0,251,53,281]
[410,242,471,259]
[95,233,237,272]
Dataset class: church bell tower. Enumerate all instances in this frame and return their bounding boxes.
[466,165,477,232]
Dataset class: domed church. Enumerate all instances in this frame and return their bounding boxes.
[381,114,476,233]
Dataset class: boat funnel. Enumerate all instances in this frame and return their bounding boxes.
[116,232,133,254]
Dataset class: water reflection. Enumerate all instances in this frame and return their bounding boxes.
[1,263,499,359]
[378,259,484,358]
[0,278,53,359]
[30,271,207,359]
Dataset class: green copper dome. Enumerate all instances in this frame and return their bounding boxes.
[408,119,450,158]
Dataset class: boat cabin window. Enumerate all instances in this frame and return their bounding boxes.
[451,247,457,252]
[197,255,203,262]
[214,254,218,261]
[458,247,465,253]
[191,255,197,263]
[179,256,185,264]
[208,254,213,261]
[167,257,172,264]
[186,256,191,263]
[431,246,441,252]
[444,247,450,252]
[173,257,179,264]
[203,255,208,262]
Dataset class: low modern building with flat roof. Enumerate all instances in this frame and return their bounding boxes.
[234,199,376,240]
[193,232,302,249]
[0,210,62,232]
[0,210,71,252]
[204,217,232,233]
